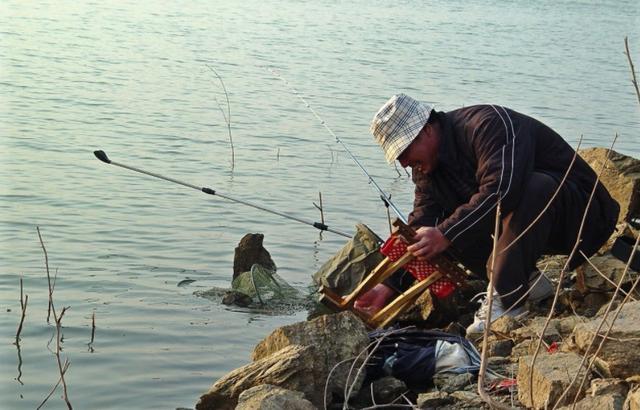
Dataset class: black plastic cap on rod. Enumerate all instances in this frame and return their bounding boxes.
[94,150,111,164]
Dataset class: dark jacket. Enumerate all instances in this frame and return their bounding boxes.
[408,105,619,260]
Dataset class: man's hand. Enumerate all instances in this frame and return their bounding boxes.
[406,226,451,260]
[353,283,396,316]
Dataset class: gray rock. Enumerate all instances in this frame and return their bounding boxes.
[510,339,536,361]
[235,384,317,410]
[580,254,639,292]
[252,311,368,362]
[557,393,626,410]
[197,345,316,410]
[517,352,592,409]
[433,372,475,393]
[221,290,252,307]
[491,315,521,335]
[512,316,562,345]
[352,376,407,408]
[417,391,453,408]
[557,316,584,337]
[233,233,276,279]
[486,339,513,357]
[571,300,640,378]
[589,378,629,397]
[449,391,485,408]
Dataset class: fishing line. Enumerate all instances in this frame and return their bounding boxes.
[268,67,408,224]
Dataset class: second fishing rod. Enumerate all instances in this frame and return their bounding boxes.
[93,150,352,239]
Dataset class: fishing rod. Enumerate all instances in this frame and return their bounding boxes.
[269,68,408,224]
[93,150,352,238]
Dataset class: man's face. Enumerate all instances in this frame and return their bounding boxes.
[397,124,440,173]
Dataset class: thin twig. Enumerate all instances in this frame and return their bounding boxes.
[36,359,70,410]
[624,37,640,105]
[15,339,24,385]
[16,276,28,343]
[37,227,72,409]
[313,192,326,226]
[88,311,96,352]
[477,201,511,410]
[207,65,234,169]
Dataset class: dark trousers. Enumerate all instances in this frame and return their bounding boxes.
[453,171,601,309]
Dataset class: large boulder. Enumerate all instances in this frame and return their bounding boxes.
[578,147,640,224]
[196,345,318,410]
[252,311,368,361]
[517,352,592,409]
[196,312,369,410]
[571,300,640,378]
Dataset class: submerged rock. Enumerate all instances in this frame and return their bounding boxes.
[221,290,252,307]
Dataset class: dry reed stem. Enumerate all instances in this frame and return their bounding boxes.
[16,276,28,344]
[527,134,618,408]
[207,65,234,170]
[36,359,69,410]
[477,201,512,410]
[625,37,640,105]
[313,192,326,226]
[37,227,72,409]
[88,311,96,352]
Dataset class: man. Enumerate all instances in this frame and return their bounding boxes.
[355,94,619,334]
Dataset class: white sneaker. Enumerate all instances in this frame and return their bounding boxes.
[465,272,554,336]
[465,288,527,335]
[528,271,555,302]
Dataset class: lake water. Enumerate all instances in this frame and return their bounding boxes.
[1,1,638,408]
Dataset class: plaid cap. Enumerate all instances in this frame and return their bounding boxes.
[370,94,434,164]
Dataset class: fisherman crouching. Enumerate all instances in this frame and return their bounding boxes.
[355,93,620,335]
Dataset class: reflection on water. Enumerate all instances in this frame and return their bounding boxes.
[1,0,638,408]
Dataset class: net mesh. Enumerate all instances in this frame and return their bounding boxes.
[232,263,302,304]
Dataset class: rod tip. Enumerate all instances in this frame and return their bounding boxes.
[93,150,111,164]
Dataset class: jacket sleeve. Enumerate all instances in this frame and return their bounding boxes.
[437,106,534,244]
[407,169,443,228]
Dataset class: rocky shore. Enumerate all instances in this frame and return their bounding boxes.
[195,148,639,409]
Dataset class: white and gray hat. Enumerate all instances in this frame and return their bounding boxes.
[370,93,434,164]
